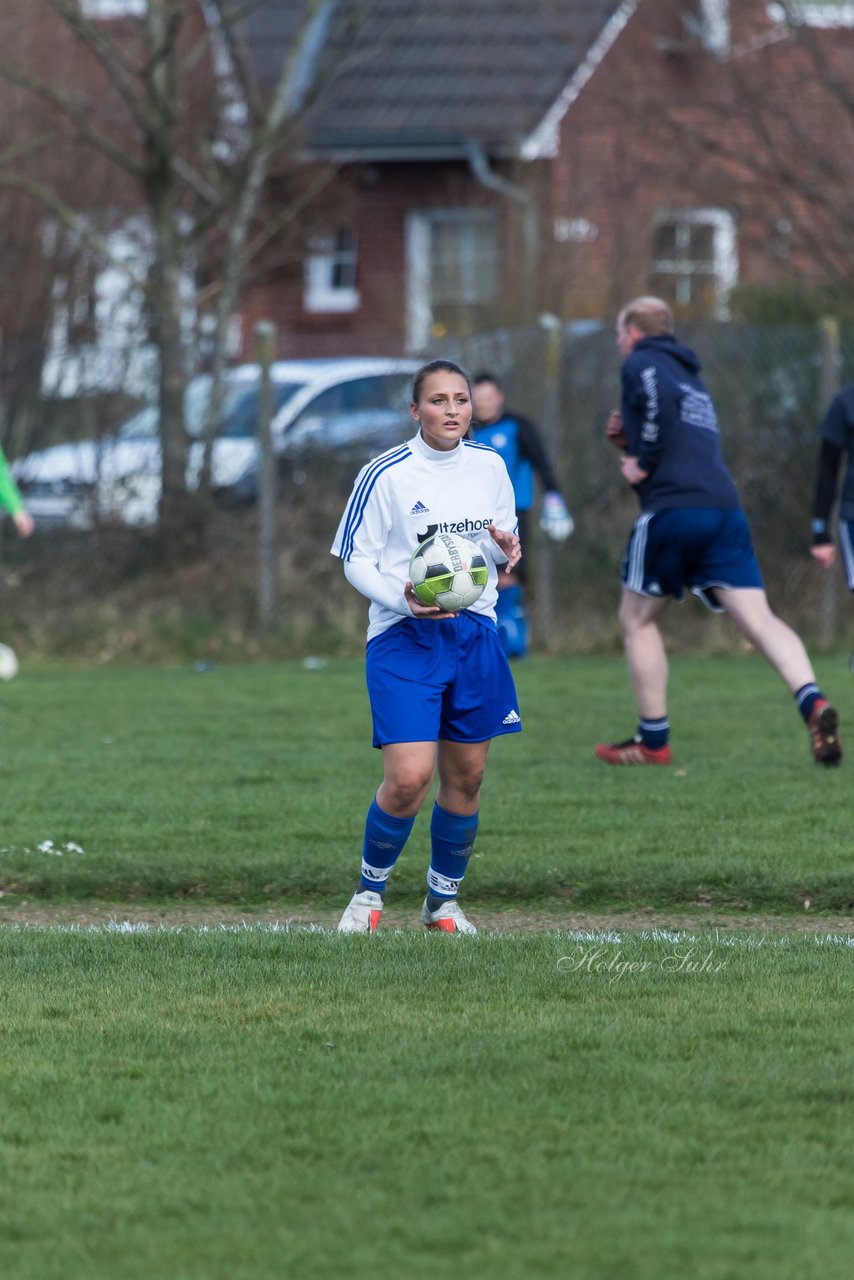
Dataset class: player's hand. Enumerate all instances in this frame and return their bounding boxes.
[810,544,836,569]
[488,524,522,573]
[404,581,458,619]
[620,455,648,487]
[13,510,34,538]
[540,492,574,542]
[606,410,628,451]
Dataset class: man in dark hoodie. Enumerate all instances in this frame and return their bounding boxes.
[596,295,842,768]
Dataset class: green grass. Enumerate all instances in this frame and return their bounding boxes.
[1,656,853,1277]
[1,927,853,1279]
[0,654,851,911]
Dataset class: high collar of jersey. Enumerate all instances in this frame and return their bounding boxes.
[412,430,464,466]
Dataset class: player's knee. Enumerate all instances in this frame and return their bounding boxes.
[618,599,644,635]
[384,768,433,811]
[451,764,485,803]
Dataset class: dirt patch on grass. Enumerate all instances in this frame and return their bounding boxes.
[0,900,851,935]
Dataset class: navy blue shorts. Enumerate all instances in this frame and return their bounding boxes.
[840,520,854,592]
[365,612,522,747]
[621,508,764,612]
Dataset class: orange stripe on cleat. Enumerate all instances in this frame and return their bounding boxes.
[369,910,382,932]
[426,918,458,932]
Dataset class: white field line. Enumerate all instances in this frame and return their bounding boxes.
[1,920,853,947]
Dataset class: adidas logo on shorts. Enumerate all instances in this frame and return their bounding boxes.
[502,709,521,725]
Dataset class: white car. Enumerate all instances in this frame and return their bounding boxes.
[13,358,419,528]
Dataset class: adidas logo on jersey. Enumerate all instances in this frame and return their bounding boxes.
[502,709,521,725]
[409,500,429,516]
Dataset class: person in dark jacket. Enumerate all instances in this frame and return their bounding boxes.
[472,372,573,658]
[810,384,854,592]
[597,295,841,768]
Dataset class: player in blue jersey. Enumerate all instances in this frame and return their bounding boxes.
[810,384,854,638]
[472,373,573,658]
[331,359,522,934]
[597,295,841,768]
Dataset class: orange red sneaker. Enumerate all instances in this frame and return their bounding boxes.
[420,898,478,935]
[337,889,384,933]
[594,737,672,766]
[807,701,842,767]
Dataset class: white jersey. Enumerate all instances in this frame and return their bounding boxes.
[331,431,518,641]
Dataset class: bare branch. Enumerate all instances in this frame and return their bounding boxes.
[0,59,146,178]
[44,0,153,140]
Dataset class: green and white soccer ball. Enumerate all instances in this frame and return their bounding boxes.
[0,643,19,681]
[409,532,489,611]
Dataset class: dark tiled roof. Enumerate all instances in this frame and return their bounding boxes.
[237,0,627,155]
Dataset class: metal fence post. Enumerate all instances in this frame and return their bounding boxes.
[255,321,278,630]
[534,313,562,648]
[817,316,841,649]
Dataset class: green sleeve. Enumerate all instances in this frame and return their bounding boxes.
[0,447,25,517]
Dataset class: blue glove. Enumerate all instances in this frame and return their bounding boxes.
[540,492,574,542]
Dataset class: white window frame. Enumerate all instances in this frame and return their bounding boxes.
[303,229,360,314]
[698,0,731,53]
[81,0,147,16]
[405,208,499,351]
[651,208,738,319]
[767,1,854,25]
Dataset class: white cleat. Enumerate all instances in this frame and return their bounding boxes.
[420,898,478,935]
[337,889,384,933]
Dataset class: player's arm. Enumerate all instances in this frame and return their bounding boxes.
[810,437,843,567]
[343,556,409,614]
[516,416,561,492]
[516,416,573,540]
[812,438,842,542]
[331,466,405,609]
[0,449,33,537]
[487,463,522,572]
[810,393,848,561]
[621,361,660,484]
[343,555,456,619]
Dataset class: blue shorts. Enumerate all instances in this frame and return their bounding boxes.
[840,520,854,592]
[621,508,764,612]
[365,612,522,747]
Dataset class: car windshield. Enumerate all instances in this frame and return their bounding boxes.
[117,378,305,442]
[219,383,303,439]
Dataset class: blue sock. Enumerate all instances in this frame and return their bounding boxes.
[426,802,479,903]
[358,798,415,894]
[638,716,669,750]
[795,683,826,725]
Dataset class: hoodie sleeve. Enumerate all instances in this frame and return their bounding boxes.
[622,358,664,477]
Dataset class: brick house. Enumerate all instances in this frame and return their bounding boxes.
[230,0,854,359]
[7,1,853,390]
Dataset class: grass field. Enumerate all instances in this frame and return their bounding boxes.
[1,654,852,1278]
[2,927,853,1279]
[0,654,850,911]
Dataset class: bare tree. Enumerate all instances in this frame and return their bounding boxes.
[0,0,340,551]
[545,2,854,321]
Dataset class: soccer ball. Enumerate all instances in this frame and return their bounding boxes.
[409,532,489,611]
[0,643,19,681]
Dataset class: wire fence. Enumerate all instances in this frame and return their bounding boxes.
[429,318,854,653]
[5,319,853,660]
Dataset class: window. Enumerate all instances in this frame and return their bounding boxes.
[767,1,854,25]
[406,210,499,350]
[304,228,359,313]
[292,375,411,427]
[649,209,737,317]
[80,1,147,16]
[696,0,730,53]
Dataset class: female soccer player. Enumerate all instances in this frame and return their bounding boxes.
[331,359,522,934]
